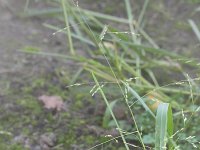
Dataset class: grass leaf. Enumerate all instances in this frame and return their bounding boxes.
[123,82,156,118]
[155,103,174,150]
[188,19,200,42]
[61,0,75,55]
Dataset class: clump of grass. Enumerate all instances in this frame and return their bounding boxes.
[23,0,200,149]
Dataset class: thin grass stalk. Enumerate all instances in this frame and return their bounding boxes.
[124,0,137,43]
[61,0,75,55]
[92,73,130,150]
[98,41,146,149]
[43,23,95,46]
[124,0,142,85]
[123,83,147,149]
[137,0,149,29]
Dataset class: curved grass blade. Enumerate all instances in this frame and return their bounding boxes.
[188,19,200,42]
[123,82,155,118]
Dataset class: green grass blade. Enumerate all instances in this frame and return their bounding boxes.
[122,6,143,85]
[188,19,200,42]
[155,103,174,150]
[25,7,129,24]
[73,7,129,24]
[155,103,168,150]
[25,8,61,16]
[123,82,155,118]
[124,0,137,43]
[61,0,75,55]
[137,0,149,29]
[167,105,174,150]
[69,66,84,85]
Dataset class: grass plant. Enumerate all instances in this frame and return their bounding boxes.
[23,0,200,149]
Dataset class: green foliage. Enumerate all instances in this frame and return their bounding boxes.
[22,0,200,149]
[155,103,174,150]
